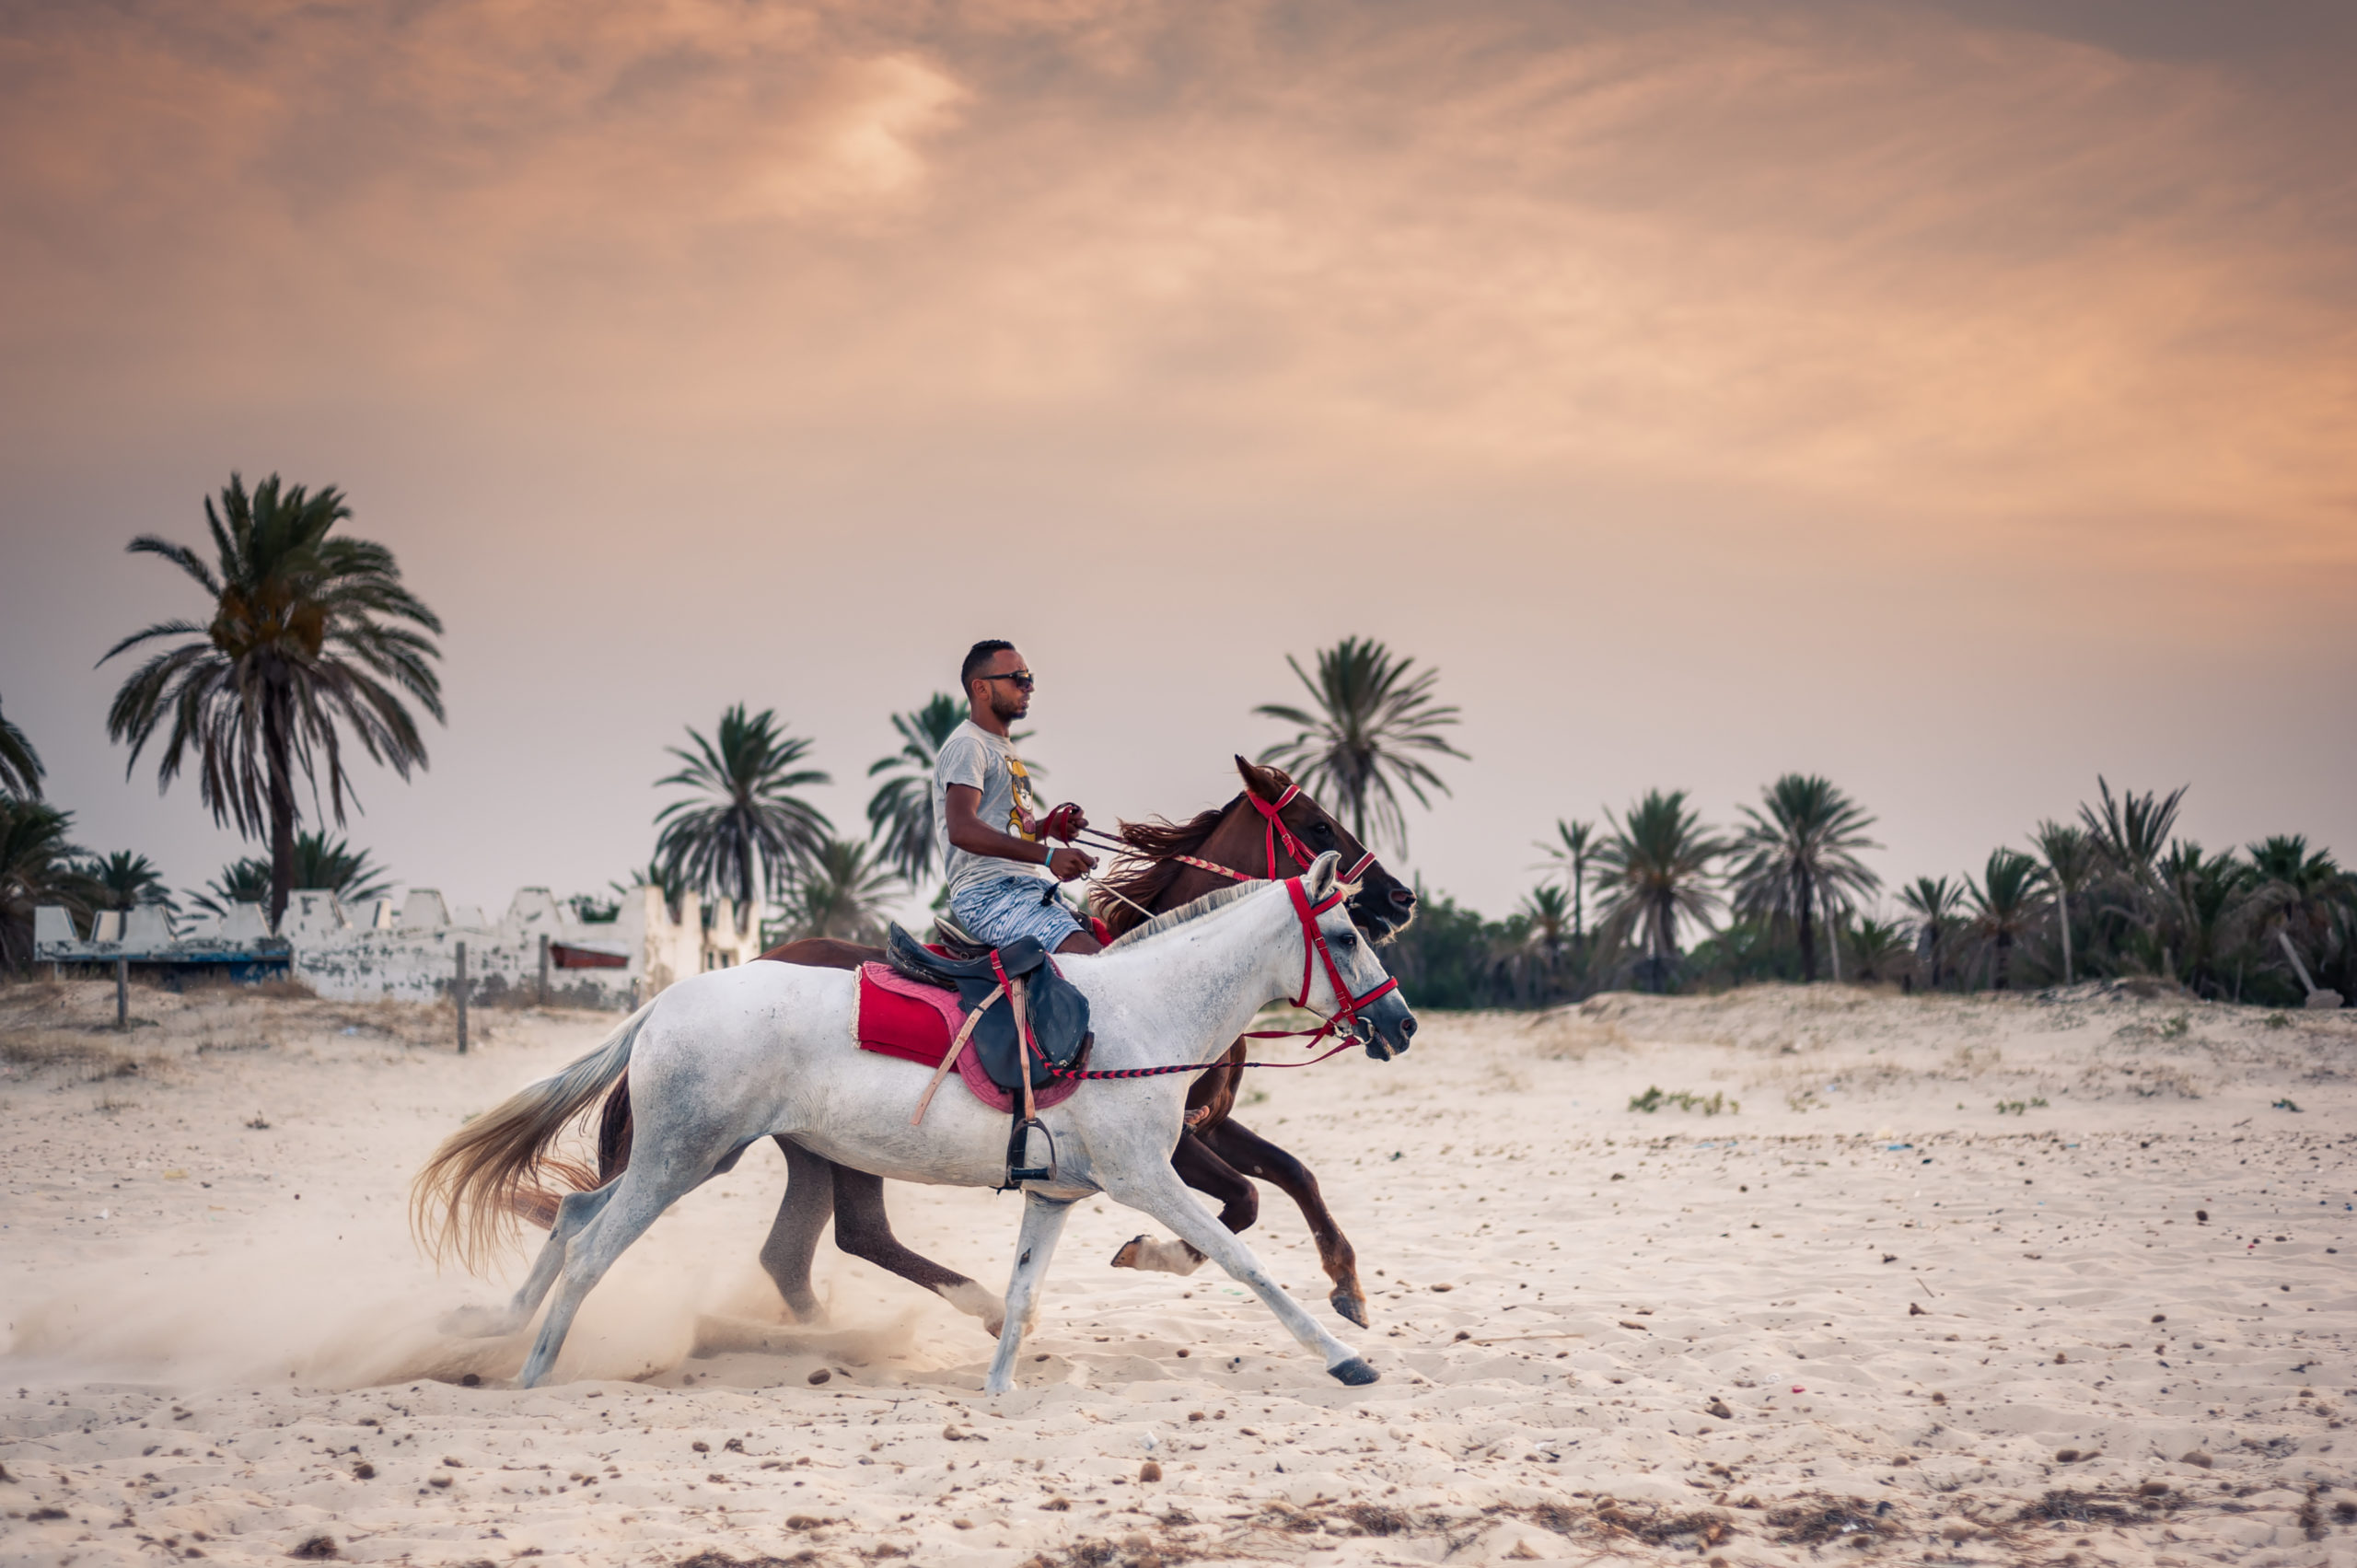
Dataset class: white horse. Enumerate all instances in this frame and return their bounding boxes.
[413,852,1418,1393]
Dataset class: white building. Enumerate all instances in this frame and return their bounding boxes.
[32,885,768,1009]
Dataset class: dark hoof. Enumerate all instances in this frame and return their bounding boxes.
[1330,1288,1370,1330]
[1328,1356,1379,1386]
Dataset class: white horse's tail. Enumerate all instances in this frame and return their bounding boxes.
[410,1002,653,1274]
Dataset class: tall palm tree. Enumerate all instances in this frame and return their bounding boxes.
[1589,789,1725,991]
[2029,820,2097,985]
[100,473,444,932]
[1965,849,2046,991]
[773,836,902,943]
[654,704,831,924]
[1899,875,1963,988]
[2,800,98,969]
[190,830,392,917]
[1253,636,1467,853]
[1724,773,1882,984]
[2079,777,2186,895]
[1533,819,1596,944]
[87,852,177,914]
[0,693,43,800]
[865,693,966,884]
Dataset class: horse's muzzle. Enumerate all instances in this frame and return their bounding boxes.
[1359,996,1417,1061]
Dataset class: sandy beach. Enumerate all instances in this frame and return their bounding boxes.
[3,975,2351,1567]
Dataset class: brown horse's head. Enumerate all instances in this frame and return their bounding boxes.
[1228,757,1418,940]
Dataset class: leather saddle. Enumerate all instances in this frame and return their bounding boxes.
[884,923,1091,1093]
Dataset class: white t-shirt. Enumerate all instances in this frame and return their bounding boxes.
[935,720,1049,900]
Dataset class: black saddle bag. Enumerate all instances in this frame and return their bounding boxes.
[884,924,1092,1092]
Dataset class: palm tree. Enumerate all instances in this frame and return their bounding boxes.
[1724,774,1883,983]
[0,693,43,800]
[653,704,831,924]
[2079,777,2186,901]
[191,830,393,917]
[1253,637,1467,853]
[1589,789,1725,991]
[2156,841,2253,996]
[865,693,966,884]
[100,473,444,933]
[2243,834,2346,997]
[1518,882,1574,970]
[2029,820,2097,985]
[773,837,902,943]
[1899,875,1964,988]
[87,852,177,914]
[1533,819,1596,944]
[2,800,97,969]
[1965,849,2046,991]
[1846,915,1913,983]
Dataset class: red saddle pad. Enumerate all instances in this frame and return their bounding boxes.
[853,963,1080,1113]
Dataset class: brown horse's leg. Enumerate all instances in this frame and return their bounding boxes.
[1109,1130,1255,1276]
[827,1159,1005,1333]
[758,1137,833,1322]
[1195,1119,1368,1329]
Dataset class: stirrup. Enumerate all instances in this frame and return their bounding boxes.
[998,1112,1057,1191]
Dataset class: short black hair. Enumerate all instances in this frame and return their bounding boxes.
[960,639,1016,692]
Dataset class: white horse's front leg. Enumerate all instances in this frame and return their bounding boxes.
[983,1191,1076,1395]
[1102,1164,1376,1386]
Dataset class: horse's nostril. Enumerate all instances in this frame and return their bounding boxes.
[1399,1016,1417,1037]
[1392,888,1416,907]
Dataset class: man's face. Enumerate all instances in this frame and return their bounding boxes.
[974,647,1033,723]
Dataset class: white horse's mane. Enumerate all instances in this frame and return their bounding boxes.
[1103,877,1273,949]
[1102,871,1360,951]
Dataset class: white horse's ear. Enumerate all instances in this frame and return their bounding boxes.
[1306,849,1341,899]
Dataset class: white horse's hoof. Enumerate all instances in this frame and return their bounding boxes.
[938,1280,1006,1335]
[1328,1356,1379,1386]
[1109,1236,1207,1275]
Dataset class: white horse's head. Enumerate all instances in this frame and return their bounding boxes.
[1298,851,1418,1061]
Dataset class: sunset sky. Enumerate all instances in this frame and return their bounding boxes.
[4,0,2352,925]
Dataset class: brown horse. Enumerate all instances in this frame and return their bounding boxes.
[576,756,1417,1329]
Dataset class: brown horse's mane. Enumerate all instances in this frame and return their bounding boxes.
[1093,764,1297,936]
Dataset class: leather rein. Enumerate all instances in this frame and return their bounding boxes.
[1074,783,1379,897]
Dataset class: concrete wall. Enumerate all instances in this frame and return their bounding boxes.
[34,883,768,1010]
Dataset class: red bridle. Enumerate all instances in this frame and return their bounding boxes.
[1283,876,1399,1032]
[1162,784,1379,889]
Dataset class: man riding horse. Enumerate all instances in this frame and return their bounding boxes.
[936,638,1102,957]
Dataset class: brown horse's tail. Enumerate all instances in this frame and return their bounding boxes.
[410,1001,652,1272]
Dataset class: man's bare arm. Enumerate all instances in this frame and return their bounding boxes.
[945,784,1094,880]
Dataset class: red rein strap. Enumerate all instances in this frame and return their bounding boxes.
[1146,786,1379,887]
[1023,876,1394,1083]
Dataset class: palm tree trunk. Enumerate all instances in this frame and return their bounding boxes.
[1993,933,2012,991]
[1795,864,1817,983]
[2058,889,2073,985]
[264,685,296,935]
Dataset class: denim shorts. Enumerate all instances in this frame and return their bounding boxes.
[948,873,1084,951]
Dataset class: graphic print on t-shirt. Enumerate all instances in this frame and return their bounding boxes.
[1004,755,1040,842]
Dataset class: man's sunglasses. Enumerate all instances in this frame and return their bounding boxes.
[981,670,1035,690]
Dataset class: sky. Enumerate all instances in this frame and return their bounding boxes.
[3,0,2353,927]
